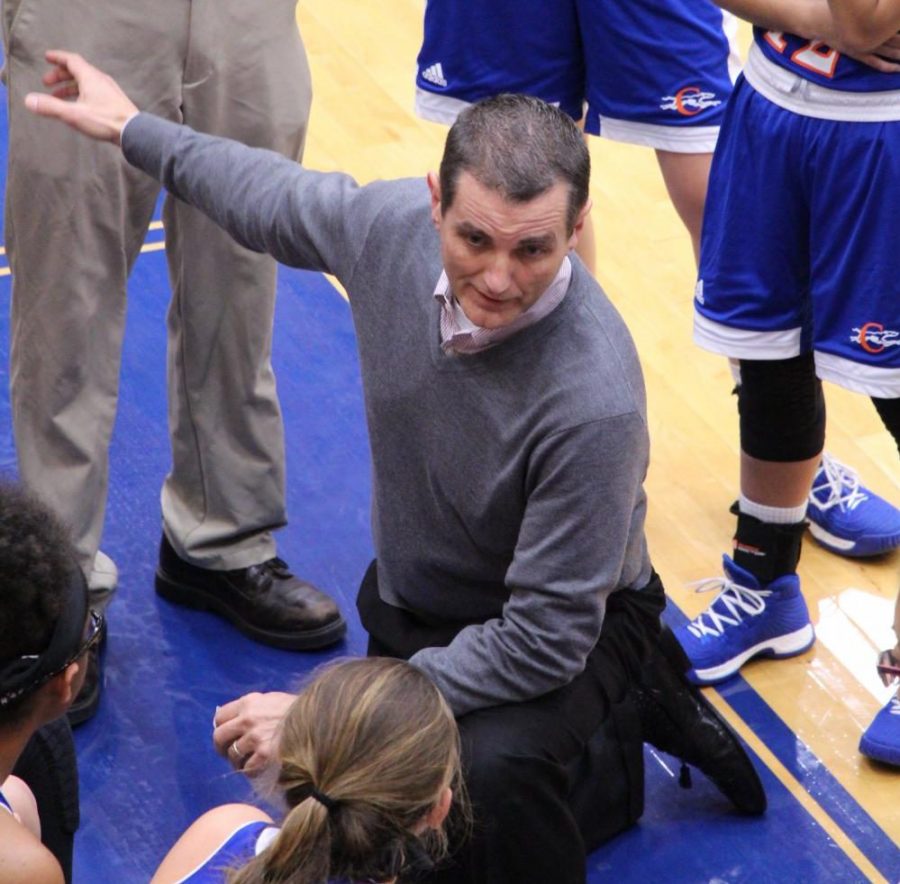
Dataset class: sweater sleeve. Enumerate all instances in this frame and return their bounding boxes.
[409,412,651,717]
[121,113,379,281]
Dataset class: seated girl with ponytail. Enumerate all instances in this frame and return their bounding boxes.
[151,657,464,884]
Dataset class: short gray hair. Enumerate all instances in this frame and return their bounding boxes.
[439,94,590,233]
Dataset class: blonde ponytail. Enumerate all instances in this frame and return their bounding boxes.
[227,657,464,884]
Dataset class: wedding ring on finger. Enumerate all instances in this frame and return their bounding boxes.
[229,740,248,768]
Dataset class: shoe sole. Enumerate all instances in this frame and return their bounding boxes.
[859,735,900,767]
[807,521,900,558]
[155,570,347,651]
[689,623,816,686]
[655,626,767,815]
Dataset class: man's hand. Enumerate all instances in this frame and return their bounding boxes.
[212,691,295,776]
[25,50,138,145]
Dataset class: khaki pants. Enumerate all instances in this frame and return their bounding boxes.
[3,0,311,572]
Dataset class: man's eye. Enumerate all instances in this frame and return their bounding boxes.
[520,244,548,258]
[466,233,485,247]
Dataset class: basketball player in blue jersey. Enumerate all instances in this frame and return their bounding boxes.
[675,0,900,767]
[414,0,900,565]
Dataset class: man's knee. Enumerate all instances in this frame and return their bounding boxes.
[465,738,543,793]
[460,720,568,813]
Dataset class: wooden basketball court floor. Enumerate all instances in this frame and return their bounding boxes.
[0,3,897,881]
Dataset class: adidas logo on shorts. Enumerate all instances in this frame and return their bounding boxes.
[421,62,448,88]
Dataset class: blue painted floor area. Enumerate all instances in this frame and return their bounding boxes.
[67,263,374,882]
[1,244,896,881]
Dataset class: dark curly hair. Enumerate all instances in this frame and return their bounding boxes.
[0,482,75,719]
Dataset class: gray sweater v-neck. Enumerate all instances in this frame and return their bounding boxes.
[124,114,653,715]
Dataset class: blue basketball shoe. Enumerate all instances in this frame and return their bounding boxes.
[859,693,900,767]
[675,556,815,685]
[807,454,900,557]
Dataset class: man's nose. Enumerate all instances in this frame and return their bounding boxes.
[482,253,511,294]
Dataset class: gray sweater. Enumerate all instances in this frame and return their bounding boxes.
[124,114,654,715]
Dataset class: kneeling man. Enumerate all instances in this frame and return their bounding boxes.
[29,53,766,884]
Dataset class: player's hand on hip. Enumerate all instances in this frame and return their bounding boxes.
[844,34,900,73]
[25,50,138,145]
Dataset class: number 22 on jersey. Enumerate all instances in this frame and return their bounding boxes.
[764,31,839,78]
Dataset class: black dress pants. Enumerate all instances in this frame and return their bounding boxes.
[358,562,662,884]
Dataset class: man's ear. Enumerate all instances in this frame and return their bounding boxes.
[423,786,453,831]
[426,171,442,231]
[567,198,593,252]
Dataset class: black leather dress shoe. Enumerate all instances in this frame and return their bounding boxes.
[634,625,767,815]
[155,535,346,650]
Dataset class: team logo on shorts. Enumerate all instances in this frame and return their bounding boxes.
[421,62,448,88]
[853,321,900,354]
[660,86,722,117]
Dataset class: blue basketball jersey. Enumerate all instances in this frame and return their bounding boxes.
[176,821,272,883]
[173,820,358,884]
[753,26,900,91]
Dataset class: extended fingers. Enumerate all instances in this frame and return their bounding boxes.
[42,65,75,88]
[50,84,80,100]
[44,49,89,76]
[858,52,900,73]
[25,92,72,119]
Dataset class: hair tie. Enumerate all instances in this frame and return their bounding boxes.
[311,788,339,813]
[284,780,340,814]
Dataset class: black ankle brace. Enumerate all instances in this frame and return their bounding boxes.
[732,510,806,586]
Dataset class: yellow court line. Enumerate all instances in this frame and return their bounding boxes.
[704,689,888,884]
[324,273,349,302]
[0,227,166,276]
[0,246,351,294]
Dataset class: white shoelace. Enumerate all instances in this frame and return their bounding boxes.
[810,453,867,513]
[890,696,900,716]
[686,576,771,638]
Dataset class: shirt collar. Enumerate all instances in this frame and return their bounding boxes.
[435,256,572,354]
